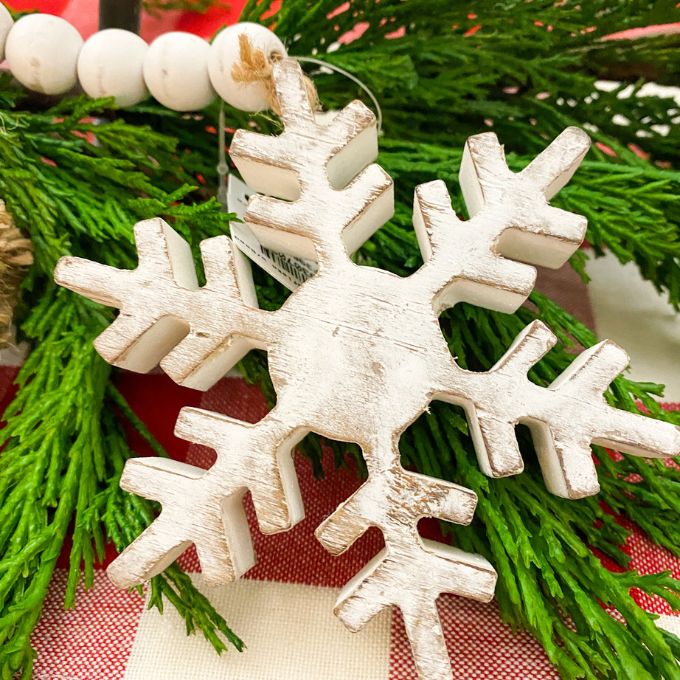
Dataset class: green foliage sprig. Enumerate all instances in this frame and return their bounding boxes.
[0,88,242,678]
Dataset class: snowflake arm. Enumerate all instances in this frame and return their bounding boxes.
[408,149,680,497]
[108,406,305,589]
[55,204,304,588]
[413,127,589,314]
[315,435,496,680]
[55,217,269,390]
[230,59,394,267]
[437,320,680,498]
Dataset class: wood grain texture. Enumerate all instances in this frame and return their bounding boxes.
[54,58,680,680]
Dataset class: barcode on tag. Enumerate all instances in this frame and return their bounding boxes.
[227,175,318,291]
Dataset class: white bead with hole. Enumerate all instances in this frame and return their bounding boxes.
[77,29,149,107]
[6,14,83,95]
[144,32,215,112]
[208,22,287,112]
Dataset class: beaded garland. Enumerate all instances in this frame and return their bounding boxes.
[1,8,283,112]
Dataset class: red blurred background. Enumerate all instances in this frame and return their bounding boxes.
[5,0,244,40]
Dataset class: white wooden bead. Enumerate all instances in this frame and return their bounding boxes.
[0,4,13,62]
[77,29,149,107]
[6,14,83,95]
[208,22,287,112]
[144,32,215,112]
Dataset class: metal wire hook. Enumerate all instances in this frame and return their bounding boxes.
[294,55,383,133]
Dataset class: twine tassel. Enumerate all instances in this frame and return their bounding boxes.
[0,200,32,347]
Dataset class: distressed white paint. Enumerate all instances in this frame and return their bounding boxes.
[107,409,305,589]
[54,59,680,680]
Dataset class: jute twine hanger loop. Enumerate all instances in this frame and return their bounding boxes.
[230,33,320,115]
[0,200,32,347]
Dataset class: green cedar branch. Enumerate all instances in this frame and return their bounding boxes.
[0,90,243,677]
[241,0,680,158]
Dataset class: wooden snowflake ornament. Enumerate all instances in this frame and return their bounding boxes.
[54,59,680,680]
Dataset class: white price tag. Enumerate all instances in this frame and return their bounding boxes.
[227,175,318,291]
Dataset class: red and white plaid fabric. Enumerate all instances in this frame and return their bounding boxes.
[18,373,678,679]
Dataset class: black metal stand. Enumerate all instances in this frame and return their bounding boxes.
[99,0,141,33]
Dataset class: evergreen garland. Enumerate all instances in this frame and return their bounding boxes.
[0,1,678,678]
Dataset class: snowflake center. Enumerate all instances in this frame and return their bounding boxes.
[268,264,451,442]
